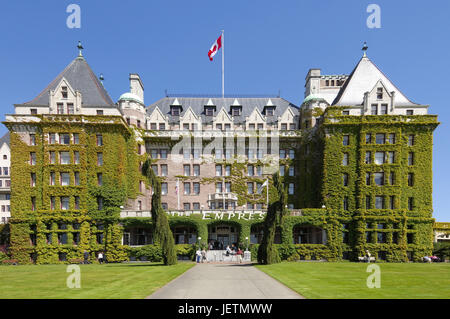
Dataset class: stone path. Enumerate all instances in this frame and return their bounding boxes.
[147,263,304,299]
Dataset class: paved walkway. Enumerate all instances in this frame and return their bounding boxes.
[147,263,304,299]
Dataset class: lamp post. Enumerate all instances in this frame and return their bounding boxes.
[245,237,249,252]
[197,236,202,250]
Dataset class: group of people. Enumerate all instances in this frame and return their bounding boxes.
[423,255,441,263]
[225,244,244,263]
[196,248,208,263]
[195,243,245,263]
[83,250,105,264]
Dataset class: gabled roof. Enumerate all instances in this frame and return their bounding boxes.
[147,97,299,124]
[0,132,10,147]
[332,56,419,107]
[23,56,115,107]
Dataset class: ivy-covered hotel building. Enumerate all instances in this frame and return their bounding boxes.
[4,47,439,263]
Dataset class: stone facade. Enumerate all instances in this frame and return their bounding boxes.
[3,48,443,263]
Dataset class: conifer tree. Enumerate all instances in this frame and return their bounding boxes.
[142,159,177,265]
[258,172,288,264]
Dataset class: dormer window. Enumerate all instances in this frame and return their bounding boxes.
[172,108,179,116]
[205,106,215,116]
[377,88,383,99]
[61,86,68,99]
[231,106,241,116]
[265,106,275,116]
[171,106,181,116]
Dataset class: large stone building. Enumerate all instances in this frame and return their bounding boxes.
[3,45,440,263]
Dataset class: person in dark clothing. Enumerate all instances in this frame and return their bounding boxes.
[83,250,89,264]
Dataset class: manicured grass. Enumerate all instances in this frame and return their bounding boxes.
[0,262,195,299]
[256,262,450,299]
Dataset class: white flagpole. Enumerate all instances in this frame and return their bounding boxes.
[222,29,224,98]
[266,178,269,208]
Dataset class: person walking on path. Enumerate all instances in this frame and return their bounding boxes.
[196,249,202,263]
[237,247,243,263]
[201,248,207,263]
[98,251,104,264]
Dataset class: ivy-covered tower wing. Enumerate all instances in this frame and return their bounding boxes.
[309,53,440,262]
[3,53,140,264]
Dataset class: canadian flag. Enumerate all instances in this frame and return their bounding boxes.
[208,34,222,61]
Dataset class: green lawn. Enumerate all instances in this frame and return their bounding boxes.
[256,262,450,299]
[0,262,195,299]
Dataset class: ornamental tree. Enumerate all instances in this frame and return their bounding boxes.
[142,158,177,265]
[258,172,288,264]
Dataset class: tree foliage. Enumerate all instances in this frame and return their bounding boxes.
[258,172,288,264]
[142,158,177,265]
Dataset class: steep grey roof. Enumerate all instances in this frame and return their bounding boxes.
[147,97,299,124]
[332,56,419,107]
[23,57,115,107]
[0,132,10,147]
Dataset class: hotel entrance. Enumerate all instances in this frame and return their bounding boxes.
[208,224,239,250]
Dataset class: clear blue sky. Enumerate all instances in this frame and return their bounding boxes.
[1,1,449,221]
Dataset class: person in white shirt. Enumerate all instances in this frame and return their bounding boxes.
[366,250,371,263]
[98,252,104,264]
[196,249,202,263]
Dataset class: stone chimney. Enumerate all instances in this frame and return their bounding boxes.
[130,74,144,103]
[304,69,321,97]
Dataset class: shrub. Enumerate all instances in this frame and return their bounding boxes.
[433,242,450,260]
[0,251,8,262]
[278,244,297,260]
[129,245,163,262]
[68,258,84,264]
[176,244,195,260]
